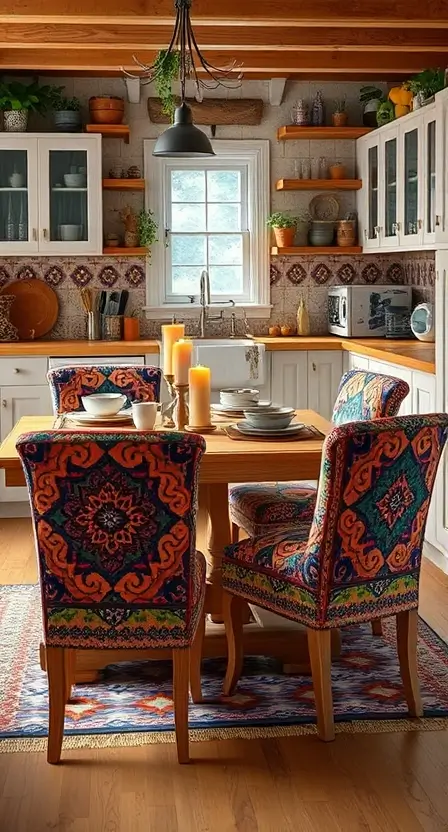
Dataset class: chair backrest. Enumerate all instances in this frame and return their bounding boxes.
[17,430,205,648]
[47,365,162,414]
[305,414,448,627]
[332,369,409,425]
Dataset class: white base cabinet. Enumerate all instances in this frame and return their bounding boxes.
[271,351,342,421]
[0,385,53,502]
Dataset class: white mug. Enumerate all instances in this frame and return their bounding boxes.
[132,402,158,430]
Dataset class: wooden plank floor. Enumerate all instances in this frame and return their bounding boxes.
[1,518,448,832]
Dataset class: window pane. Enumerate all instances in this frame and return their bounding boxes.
[172,266,204,294]
[208,234,243,265]
[172,203,206,232]
[171,234,206,265]
[209,266,243,294]
[207,170,241,202]
[171,170,205,202]
[207,203,241,232]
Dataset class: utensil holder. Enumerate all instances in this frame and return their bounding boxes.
[87,311,102,340]
[102,314,123,340]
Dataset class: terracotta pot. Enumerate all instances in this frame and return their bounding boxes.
[273,226,295,247]
[329,163,346,180]
[336,220,357,247]
[123,317,140,341]
[332,112,348,127]
[89,96,124,125]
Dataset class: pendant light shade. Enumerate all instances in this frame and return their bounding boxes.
[153,102,214,157]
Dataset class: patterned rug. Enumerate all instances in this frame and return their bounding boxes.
[1,585,448,752]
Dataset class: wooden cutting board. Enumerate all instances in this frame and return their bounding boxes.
[0,279,59,340]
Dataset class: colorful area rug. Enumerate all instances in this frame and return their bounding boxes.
[1,585,448,752]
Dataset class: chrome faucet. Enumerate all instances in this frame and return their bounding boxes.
[198,269,234,337]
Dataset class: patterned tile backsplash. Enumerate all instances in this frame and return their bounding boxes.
[0,250,435,339]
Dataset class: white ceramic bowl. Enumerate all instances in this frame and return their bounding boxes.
[81,393,127,417]
[220,388,260,408]
[59,224,82,241]
[243,407,295,430]
[64,173,87,188]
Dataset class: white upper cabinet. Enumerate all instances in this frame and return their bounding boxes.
[0,134,102,256]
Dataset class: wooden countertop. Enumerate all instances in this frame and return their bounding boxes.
[0,336,435,374]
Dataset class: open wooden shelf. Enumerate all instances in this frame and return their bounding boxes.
[85,124,130,143]
[271,246,362,255]
[102,178,145,190]
[103,247,147,256]
[276,178,362,191]
[277,126,372,141]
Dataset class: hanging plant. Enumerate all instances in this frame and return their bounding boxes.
[154,49,181,121]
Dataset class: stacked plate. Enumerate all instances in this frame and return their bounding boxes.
[233,404,304,437]
[65,410,134,427]
[212,388,263,418]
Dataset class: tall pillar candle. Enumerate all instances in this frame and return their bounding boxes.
[172,338,193,385]
[189,365,211,427]
[161,323,185,376]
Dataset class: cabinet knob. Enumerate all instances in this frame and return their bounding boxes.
[418,219,423,230]
[43,228,49,241]
[436,215,441,227]
[2,399,7,408]
[13,367,20,374]
[312,362,316,372]
[32,228,38,242]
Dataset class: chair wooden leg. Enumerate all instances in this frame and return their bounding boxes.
[371,618,383,637]
[307,629,335,742]
[64,649,76,703]
[46,647,67,764]
[231,522,239,544]
[173,649,190,764]
[222,591,245,696]
[396,609,423,718]
[190,608,205,704]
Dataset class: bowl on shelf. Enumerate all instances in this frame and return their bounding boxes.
[309,220,335,247]
[220,388,260,409]
[243,406,295,431]
[63,173,87,188]
[81,393,127,417]
[89,96,124,125]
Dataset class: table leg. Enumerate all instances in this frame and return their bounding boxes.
[199,482,231,621]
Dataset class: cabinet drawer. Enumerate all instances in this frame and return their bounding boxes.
[0,357,48,386]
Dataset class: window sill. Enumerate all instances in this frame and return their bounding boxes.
[143,304,272,320]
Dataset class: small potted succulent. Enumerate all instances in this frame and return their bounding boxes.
[332,98,347,127]
[51,90,82,132]
[0,81,56,132]
[267,212,297,247]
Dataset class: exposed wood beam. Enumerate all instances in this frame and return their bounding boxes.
[2,23,448,51]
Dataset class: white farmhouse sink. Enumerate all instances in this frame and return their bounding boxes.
[190,338,265,389]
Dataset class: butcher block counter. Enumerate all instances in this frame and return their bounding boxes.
[0,336,435,374]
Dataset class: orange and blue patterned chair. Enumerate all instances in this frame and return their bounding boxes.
[222,414,448,741]
[47,365,162,415]
[17,430,206,764]
[229,370,409,540]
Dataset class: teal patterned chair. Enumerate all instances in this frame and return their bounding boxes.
[222,415,448,741]
[47,365,161,415]
[229,370,410,541]
[17,429,206,764]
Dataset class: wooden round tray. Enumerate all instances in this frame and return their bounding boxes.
[0,279,59,340]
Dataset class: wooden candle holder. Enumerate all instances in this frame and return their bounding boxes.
[173,383,189,431]
[161,373,176,428]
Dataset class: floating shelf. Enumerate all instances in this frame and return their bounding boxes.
[277,126,372,141]
[85,124,130,143]
[102,178,145,190]
[276,178,362,191]
[271,246,362,256]
[103,246,147,256]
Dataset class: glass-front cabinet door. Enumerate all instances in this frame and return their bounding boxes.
[400,123,423,246]
[38,137,102,255]
[424,115,437,244]
[381,129,399,247]
[364,139,380,248]
[0,139,38,253]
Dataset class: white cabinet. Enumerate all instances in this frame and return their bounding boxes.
[271,352,308,410]
[367,358,412,415]
[348,352,370,372]
[307,351,343,421]
[411,371,437,547]
[0,385,53,503]
[0,134,102,256]
[358,133,381,251]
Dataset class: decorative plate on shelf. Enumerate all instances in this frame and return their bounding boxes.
[309,194,340,221]
[0,279,59,340]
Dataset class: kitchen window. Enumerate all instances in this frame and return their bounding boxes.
[143,139,270,318]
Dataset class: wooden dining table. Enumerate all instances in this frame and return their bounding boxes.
[0,410,336,681]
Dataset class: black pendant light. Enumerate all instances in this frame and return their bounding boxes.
[123,0,242,158]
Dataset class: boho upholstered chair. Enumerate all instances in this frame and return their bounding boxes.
[47,365,162,415]
[229,370,410,540]
[17,430,206,764]
[222,414,448,741]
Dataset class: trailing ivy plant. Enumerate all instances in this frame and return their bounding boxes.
[138,209,159,257]
[154,49,181,121]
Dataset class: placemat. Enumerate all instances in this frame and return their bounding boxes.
[223,424,325,442]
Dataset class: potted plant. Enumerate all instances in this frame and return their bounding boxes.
[407,68,445,109]
[266,212,296,247]
[360,86,384,127]
[154,49,181,121]
[332,98,347,127]
[376,99,395,127]
[51,90,82,132]
[138,209,159,257]
[0,81,56,132]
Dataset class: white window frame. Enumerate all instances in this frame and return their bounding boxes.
[143,139,271,319]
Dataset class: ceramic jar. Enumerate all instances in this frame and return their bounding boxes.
[3,110,28,132]
[329,163,346,180]
[336,220,356,247]
[291,99,309,126]
[309,221,334,246]
[0,296,19,342]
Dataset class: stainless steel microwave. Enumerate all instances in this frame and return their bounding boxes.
[327,285,412,337]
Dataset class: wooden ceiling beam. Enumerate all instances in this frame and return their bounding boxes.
[2,23,448,51]
[1,48,446,74]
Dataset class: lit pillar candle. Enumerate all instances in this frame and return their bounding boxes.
[189,365,211,427]
[172,338,193,385]
[161,323,185,376]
